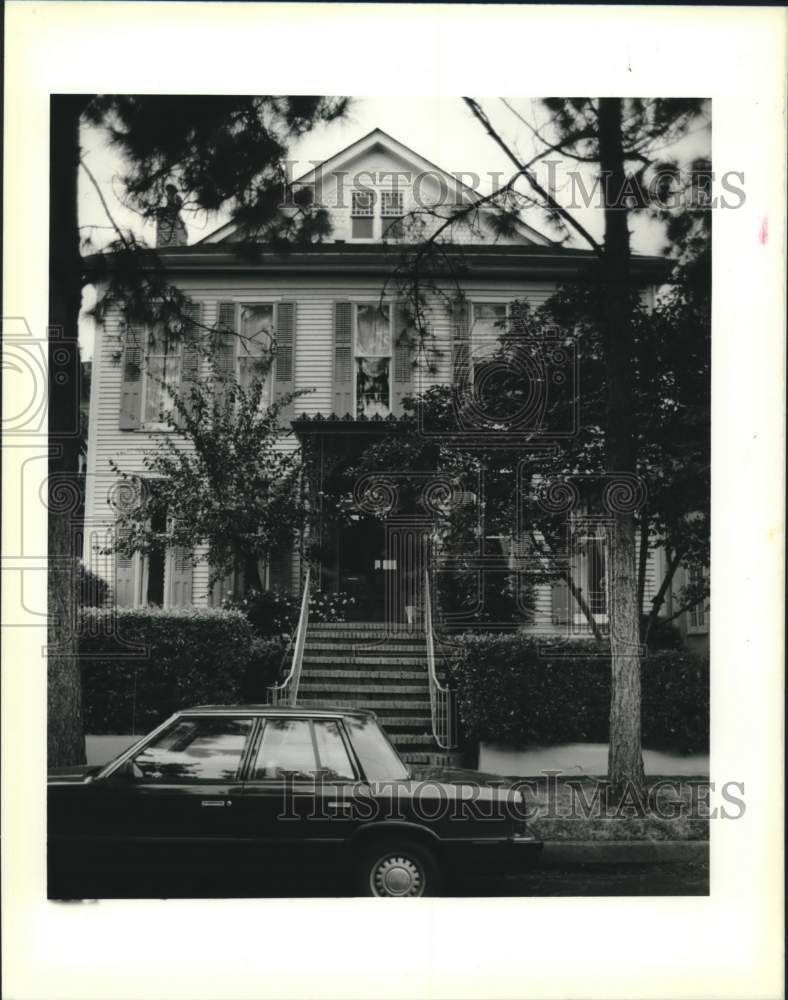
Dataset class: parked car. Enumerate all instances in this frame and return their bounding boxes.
[49,705,541,897]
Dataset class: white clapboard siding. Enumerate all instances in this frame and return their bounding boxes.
[85,276,584,607]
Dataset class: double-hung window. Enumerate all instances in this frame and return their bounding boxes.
[355,303,392,417]
[380,191,404,239]
[239,303,275,402]
[216,302,277,406]
[351,190,375,239]
[470,302,508,378]
[143,327,182,427]
[350,189,406,240]
[686,565,709,633]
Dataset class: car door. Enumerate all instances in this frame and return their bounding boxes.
[237,716,369,888]
[94,714,254,882]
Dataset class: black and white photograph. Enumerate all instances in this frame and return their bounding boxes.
[3,4,784,999]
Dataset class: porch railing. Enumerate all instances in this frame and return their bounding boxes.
[423,568,458,750]
[267,566,311,706]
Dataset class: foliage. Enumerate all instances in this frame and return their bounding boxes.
[345,388,536,629]
[110,371,306,591]
[79,607,272,733]
[226,587,357,638]
[449,634,708,754]
[640,615,683,651]
[78,562,110,607]
[84,96,348,238]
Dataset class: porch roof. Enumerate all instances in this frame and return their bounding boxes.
[83,241,671,283]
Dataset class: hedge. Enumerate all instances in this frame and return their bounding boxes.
[80,608,286,734]
[448,635,709,754]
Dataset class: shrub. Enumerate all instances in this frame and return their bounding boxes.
[448,634,708,754]
[226,588,356,638]
[227,589,299,637]
[79,607,281,734]
[78,563,110,607]
[641,614,684,650]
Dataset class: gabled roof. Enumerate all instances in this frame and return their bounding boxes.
[198,126,554,247]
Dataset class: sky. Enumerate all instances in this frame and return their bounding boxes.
[78,96,711,358]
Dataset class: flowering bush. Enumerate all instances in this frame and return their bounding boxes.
[309,590,356,623]
[226,588,356,637]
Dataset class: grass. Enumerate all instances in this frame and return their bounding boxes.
[413,768,710,841]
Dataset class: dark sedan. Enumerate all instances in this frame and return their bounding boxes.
[49,706,541,897]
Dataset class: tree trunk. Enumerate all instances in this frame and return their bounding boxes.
[598,98,646,801]
[48,96,87,767]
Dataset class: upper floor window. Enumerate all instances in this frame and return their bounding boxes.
[216,301,278,405]
[381,191,404,239]
[350,189,406,241]
[351,190,375,239]
[471,302,508,371]
[355,303,392,417]
[143,328,182,426]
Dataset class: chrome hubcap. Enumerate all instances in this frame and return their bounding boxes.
[371,855,424,897]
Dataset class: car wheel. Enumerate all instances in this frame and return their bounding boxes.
[357,838,441,897]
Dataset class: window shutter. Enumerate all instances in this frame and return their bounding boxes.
[551,575,571,625]
[114,528,136,607]
[333,302,353,417]
[179,301,202,423]
[215,301,237,409]
[274,301,296,426]
[168,546,193,607]
[118,323,143,429]
[392,302,414,418]
[451,300,471,390]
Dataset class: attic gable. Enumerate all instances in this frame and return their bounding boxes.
[199,127,553,247]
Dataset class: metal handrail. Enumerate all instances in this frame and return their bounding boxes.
[423,568,458,750]
[267,566,311,706]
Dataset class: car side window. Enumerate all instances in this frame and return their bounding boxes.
[313,720,356,781]
[131,717,253,783]
[250,718,318,781]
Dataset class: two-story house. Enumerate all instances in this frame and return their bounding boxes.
[82,129,707,760]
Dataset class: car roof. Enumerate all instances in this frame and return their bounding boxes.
[178,704,377,719]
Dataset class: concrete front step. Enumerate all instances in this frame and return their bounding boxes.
[388,733,436,746]
[299,683,429,698]
[298,698,433,711]
[375,717,433,732]
[300,668,426,681]
[309,622,421,631]
[302,654,427,667]
[304,639,428,650]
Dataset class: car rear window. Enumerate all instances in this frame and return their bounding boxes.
[344,716,409,781]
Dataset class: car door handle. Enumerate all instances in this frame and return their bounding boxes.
[201,800,231,808]
[326,800,352,813]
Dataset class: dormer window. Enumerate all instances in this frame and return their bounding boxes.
[351,190,375,239]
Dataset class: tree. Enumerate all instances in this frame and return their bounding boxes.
[49,95,348,766]
[383,97,708,800]
[472,97,709,800]
[110,370,306,598]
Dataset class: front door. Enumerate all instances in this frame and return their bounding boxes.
[338,517,387,619]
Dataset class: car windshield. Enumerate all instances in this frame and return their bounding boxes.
[344,716,410,781]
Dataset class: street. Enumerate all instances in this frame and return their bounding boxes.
[51,860,709,900]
